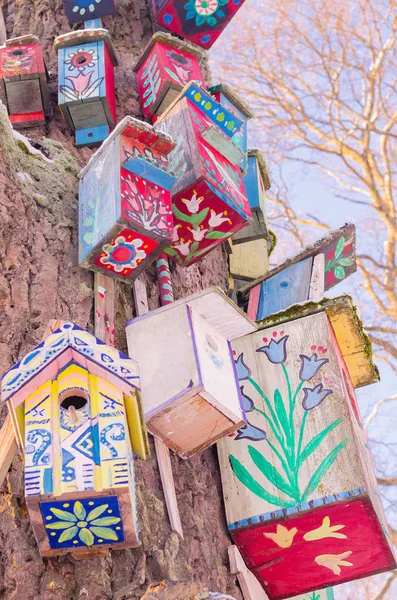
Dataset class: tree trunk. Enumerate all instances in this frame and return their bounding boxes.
[0,1,240,598]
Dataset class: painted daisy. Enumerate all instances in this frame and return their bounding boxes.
[72,0,103,17]
[65,48,97,72]
[185,0,228,27]
[100,236,146,273]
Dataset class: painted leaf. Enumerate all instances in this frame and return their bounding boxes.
[50,508,77,522]
[298,417,343,466]
[164,67,182,85]
[73,501,86,520]
[205,230,232,239]
[190,241,219,259]
[338,257,352,266]
[90,516,121,526]
[172,204,209,226]
[335,236,345,259]
[90,526,119,541]
[87,504,109,522]
[273,389,290,443]
[334,266,346,279]
[46,521,77,530]
[248,445,296,500]
[79,527,94,546]
[58,526,78,543]
[301,438,349,501]
[229,454,293,507]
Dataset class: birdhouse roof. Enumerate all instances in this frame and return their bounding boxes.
[248,149,271,190]
[208,84,255,119]
[255,294,379,389]
[127,286,256,340]
[54,29,118,66]
[133,31,206,72]
[1,322,139,406]
[238,223,357,298]
[4,34,40,47]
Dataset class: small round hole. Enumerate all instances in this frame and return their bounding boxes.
[87,132,93,138]
[75,55,88,65]
[11,49,24,56]
[61,396,87,411]
[206,334,218,353]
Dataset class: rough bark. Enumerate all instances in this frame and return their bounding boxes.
[0,1,240,598]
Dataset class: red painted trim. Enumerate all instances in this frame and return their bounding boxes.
[247,285,260,320]
[10,111,45,124]
[104,43,116,126]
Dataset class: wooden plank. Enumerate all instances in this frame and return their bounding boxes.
[247,284,260,321]
[0,7,6,46]
[229,238,269,281]
[94,273,115,346]
[201,126,245,166]
[69,101,107,130]
[6,79,42,114]
[228,545,270,600]
[309,252,325,301]
[0,415,18,488]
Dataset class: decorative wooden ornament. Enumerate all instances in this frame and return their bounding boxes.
[79,116,177,281]
[1,322,149,558]
[126,287,256,458]
[54,29,118,147]
[62,0,116,24]
[0,35,49,129]
[208,85,254,173]
[149,0,247,49]
[218,300,395,599]
[133,32,206,121]
[156,82,252,266]
[240,224,357,320]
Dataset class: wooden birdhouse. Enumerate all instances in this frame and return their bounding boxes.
[126,287,256,458]
[62,0,116,24]
[133,32,206,121]
[156,82,252,266]
[208,85,254,173]
[1,322,149,559]
[79,116,176,281]
[54,29,118,147]
[0,35,49,129]
[240,224,358,321]
[217,298,393,599]
[229,237,269,282]
[148,0,247,49]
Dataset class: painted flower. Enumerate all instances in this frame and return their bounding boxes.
[315,551,353,576]
[172,224,182,242]
[173,64,192,84]
[239,386,254,412]
[208,209,232,227]
[299,353,329,382]
[65,71,93,94]
[302,384,333,411]
[235,353,251,380]
[72,0,103,17]
[174,239,191,256]
[182,190,204,213]
[65,48,97,72]
[100,236,146,272]
[234,421,267,442]
[166,49,192,67]
[45,501,121,547]
[256,335,289,364]
[188,225,208,241]
[185,0,228,26]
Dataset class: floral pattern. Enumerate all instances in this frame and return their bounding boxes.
[61,47,104,102]
[185,0,228,27]
[324,235,355,289]
[164,49,192,85]
[99,236,147,272]
[71,0,104,17]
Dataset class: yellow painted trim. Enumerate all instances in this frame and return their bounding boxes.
[124,391,149,460]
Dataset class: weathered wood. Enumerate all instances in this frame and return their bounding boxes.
[229,238,269,281]
[94,273,115,346]
[309,252,325,301]
[0,415,18,488]
[0,7,6,46]
[228,546,270,600]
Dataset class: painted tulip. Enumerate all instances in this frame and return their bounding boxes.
[302,384,333,410]
[235,421,267,442]
[235,353,251,381]
[256,335,289,364]
[239,386,254,412]
[299,353,329,381]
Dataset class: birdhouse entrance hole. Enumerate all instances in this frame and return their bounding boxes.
[75,55,88,65]
[60,395,87,411]
[11,49,24,56]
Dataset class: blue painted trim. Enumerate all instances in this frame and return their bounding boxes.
[84,18,102,29]
[183,83,243,138]
[206,181,251,222]
[227,486,367,530]
[75,124,110,147]
[244,156,261,211]
[123,157,176,191]
[43,467,53,494]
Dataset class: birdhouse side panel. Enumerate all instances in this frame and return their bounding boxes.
[213,91,248,172]
[218,311,366,529]
[58,42,105,109]
[103,41,116,126]
[62,0,117,24]
[79,136,121,266]
[229,238,269,281]
[0,44,39,80]
[322,229,357,290]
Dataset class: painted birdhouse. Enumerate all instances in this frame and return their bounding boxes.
[0,35,49,129]
[79,116,176,281]
[133,32,206,121]
[217,298,393,599]
[209,85,254,173]
[1,322,149,559]
[240,224,358,321]
[156,82,252,266]
[126,287,256,458]
[54,29,118,147]
[62,0,116,24]
[148,0,247,49]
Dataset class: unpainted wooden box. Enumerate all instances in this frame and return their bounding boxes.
[156,82,252,267]
[55,29,118,147]
[79,116,176,281]
[134,32,206,120]
[126,287,256,458]
[1,322,149,559]
[229,237,269,281]
[149,0,248,49]
[0,35,49,128]
[217,308,395,599]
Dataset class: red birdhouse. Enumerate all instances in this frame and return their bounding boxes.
[0,35,49,128]
[134,32,206,121]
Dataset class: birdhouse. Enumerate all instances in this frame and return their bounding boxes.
[1,322,149,559]
[156,82,252,266]
[148,0,247,49]
[217,298,393,599]
[54,29,118,147]
[0,35,49,129]
[79,116,177,281]
[126,287,256,458]
[208,85,254,173]
[133,32,206,121]
[240,224,358,321]
[62,0,117,24]
[229,237,269,282]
